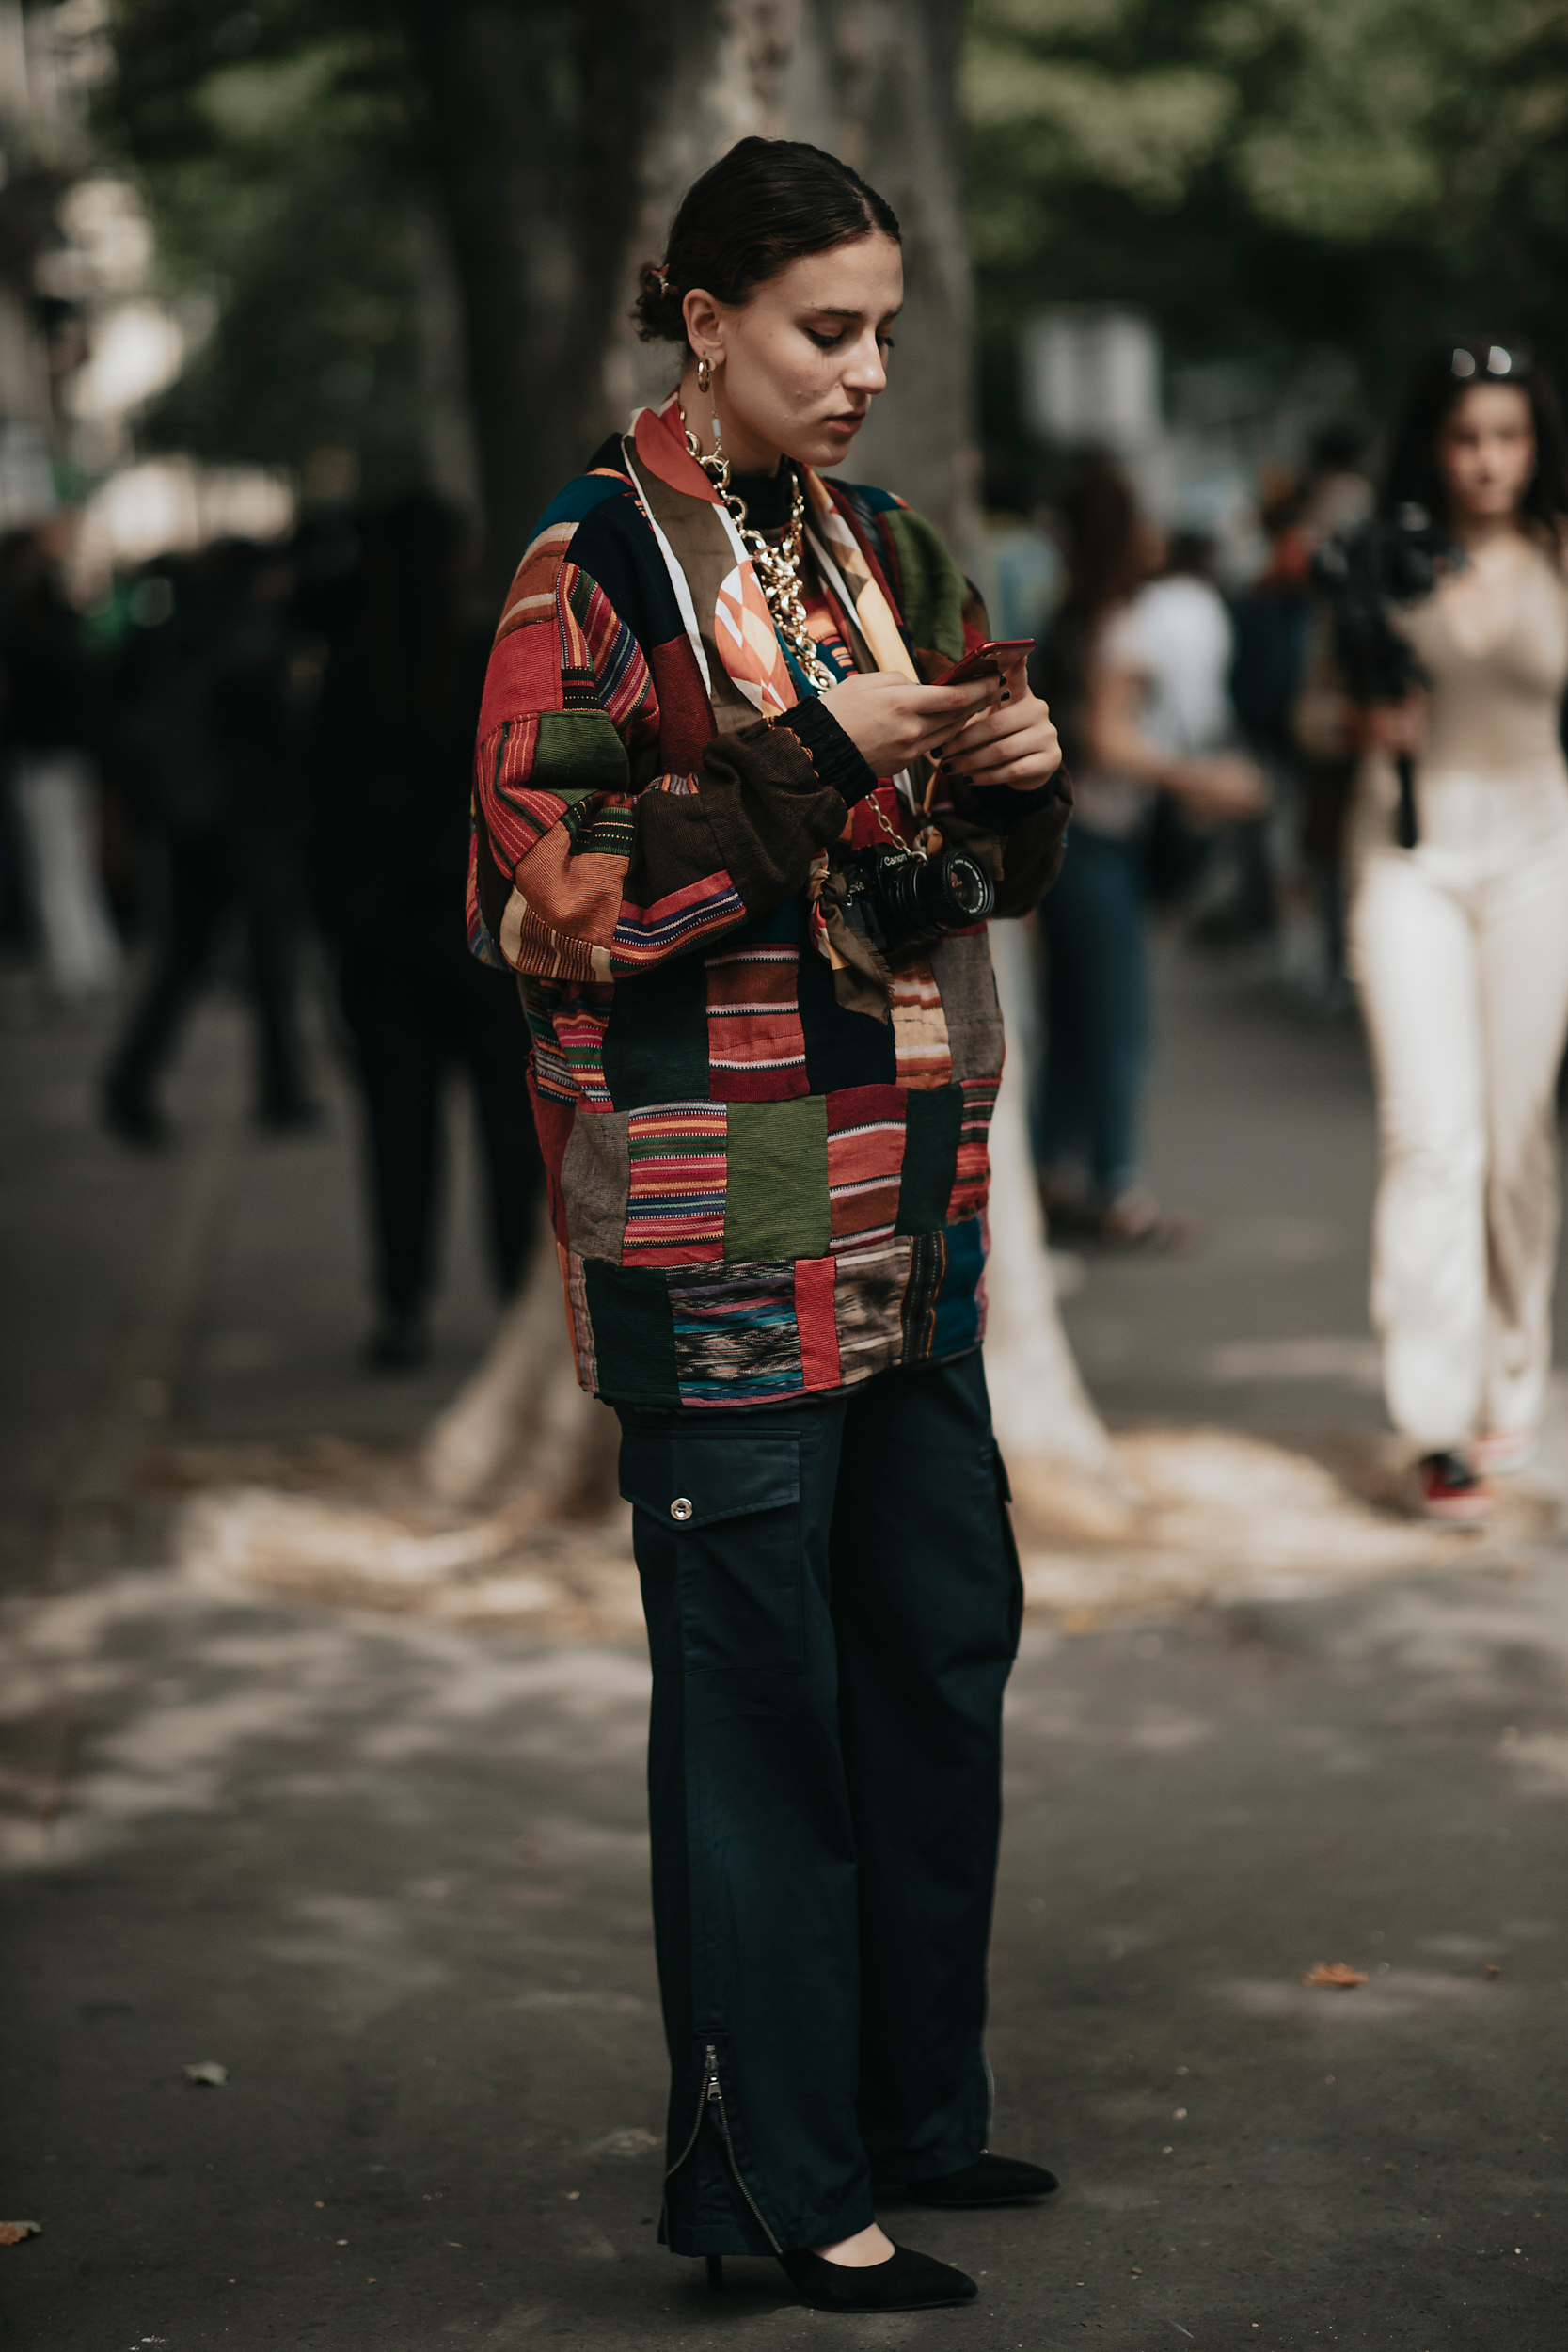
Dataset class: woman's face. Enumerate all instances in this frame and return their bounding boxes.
[682,232,904,474]
[1437,382,1536,525]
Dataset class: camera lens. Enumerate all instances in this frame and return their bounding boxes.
[942,852,993,919]
[913,849,993,932]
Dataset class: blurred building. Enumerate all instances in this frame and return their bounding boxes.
[1019,301,1365,587]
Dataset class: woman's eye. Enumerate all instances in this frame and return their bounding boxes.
[805,329,845,350]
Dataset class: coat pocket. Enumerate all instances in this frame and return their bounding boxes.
[620,1434,805,1674]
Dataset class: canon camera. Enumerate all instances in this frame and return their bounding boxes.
[838,842,996,961]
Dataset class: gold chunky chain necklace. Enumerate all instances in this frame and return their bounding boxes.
[680,405,837,690]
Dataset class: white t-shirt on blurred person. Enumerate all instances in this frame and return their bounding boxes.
[1072,572,1235,841]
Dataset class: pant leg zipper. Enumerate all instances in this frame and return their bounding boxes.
[663,2042,781,2253]
[662,2047,711,2186]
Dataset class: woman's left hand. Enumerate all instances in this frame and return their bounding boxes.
[936,653,1063,791]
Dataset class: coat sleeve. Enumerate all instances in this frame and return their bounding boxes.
[958,767,1074,914]
[468,543,853,982]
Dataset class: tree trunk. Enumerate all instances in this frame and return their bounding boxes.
[406,0,698,595]
[409,0,981,588]
[798,0,980,553]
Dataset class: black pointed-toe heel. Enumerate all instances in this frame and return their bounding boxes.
[705,2254,724,2289]
[904,2152,1058,2207]
[776,2243,977,2312]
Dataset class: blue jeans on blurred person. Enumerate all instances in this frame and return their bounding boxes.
[1036,825,1148,1204]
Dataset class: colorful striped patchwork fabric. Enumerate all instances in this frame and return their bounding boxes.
[469,400,1071,1408]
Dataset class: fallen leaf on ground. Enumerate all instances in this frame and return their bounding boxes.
[182,2061,229,2086]
[1302,1963,1367,1989]
[0,2222,41,2246]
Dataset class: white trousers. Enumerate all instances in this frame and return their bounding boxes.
[1349,765,1568,1450]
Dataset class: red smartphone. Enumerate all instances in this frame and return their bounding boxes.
[938,637,1035,686]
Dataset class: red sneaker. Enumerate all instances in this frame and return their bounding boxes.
[1416,1451,1494,1524]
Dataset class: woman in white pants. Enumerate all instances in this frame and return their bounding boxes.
[1303,342,1568,1520]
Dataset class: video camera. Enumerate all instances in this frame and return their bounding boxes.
[1309,503,1462,849]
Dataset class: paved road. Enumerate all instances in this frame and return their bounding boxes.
[2,947,1565,2349]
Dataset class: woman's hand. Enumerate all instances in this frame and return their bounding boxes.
[818,672,997,778]
[938,654,1064,791]
[1349,694,1425,758]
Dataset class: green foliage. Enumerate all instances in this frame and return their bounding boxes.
[965,0,1568,440]
[98,2,427,486]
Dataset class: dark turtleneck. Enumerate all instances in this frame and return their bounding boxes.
[728,463,796,535]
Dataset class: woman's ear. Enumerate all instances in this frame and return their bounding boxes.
[682,287,725,365]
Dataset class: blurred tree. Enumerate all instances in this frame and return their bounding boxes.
[101,8,428,493]
[966,0,1568,439]
[102,1,980,581]
[101,0,669,537]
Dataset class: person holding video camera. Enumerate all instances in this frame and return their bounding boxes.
[467,140,1070,2313]
[1298,342,1568,1521]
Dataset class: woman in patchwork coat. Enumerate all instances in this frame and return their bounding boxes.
[469,137,1070,2314]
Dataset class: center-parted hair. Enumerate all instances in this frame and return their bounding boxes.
[1382,340,1568,550]
[633,136,900,349]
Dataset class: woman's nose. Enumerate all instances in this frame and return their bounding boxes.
[844,335,887,394]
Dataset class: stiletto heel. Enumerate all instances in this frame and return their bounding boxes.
[705,2255,724,2289]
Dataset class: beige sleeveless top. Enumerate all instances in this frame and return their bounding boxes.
[1339,537,1568,865]
[1397,538,1568,778]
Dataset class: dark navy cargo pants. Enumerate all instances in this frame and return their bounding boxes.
[617,1351,1023,2258]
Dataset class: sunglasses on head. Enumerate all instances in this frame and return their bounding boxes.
[1451,344,1525,379]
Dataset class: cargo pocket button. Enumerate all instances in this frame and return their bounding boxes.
[670,1497,693,1522]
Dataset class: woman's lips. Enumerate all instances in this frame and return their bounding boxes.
[824,413,864,434]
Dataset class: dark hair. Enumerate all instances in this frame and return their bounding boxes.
[1382,340,1568,550]
[1031,456,1152,772]
[1056,455,1148,621]
[633,136,900,349]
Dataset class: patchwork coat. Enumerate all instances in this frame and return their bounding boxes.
[467,398,1071,1408]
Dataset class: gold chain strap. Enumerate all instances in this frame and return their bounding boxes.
[680,407,838,691]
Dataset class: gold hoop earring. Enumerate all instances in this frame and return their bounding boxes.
[696,354,712,394]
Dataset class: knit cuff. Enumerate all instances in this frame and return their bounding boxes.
[775,694,880,807]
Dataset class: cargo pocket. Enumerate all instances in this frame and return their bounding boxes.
[620,1435,805,1674]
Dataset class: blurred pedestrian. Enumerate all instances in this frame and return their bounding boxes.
[1299,342,1568,1523]
[1224,487,1315,949]
[101,539,316,1144]
[0,517,121,998]
[1292,429,1376,1007]
[302,494,543,1371]
[975,454,1061,643]
[470,139,1069,2312]
[1033,459,1263,1247]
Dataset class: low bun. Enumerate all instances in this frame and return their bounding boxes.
[629,139,899,356]
[633,261,689,347]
